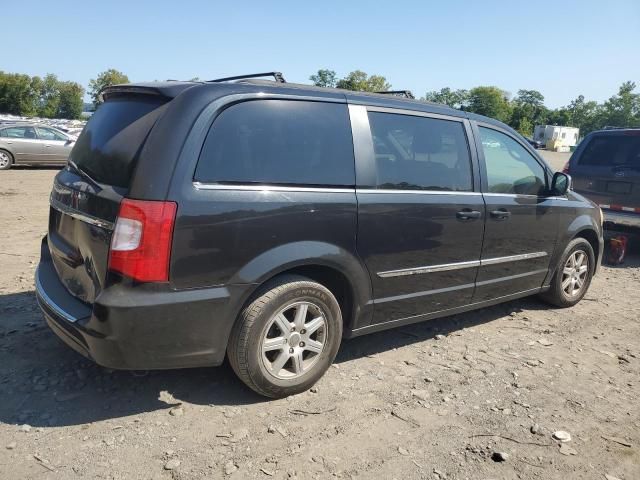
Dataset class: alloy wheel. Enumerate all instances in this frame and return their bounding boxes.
[0,152,10,168]
[261,301,327,379]
[561,250,589,297]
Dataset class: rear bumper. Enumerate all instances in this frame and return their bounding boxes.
[603,210,640,230]
[36,238,250,370]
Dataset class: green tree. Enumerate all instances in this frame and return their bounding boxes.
[0,72,40,116]
[88,69,129,107]
[510,89,547,135]
[422,87,469,109]
[547,108,571,126]
[565,95,601,134]
[39,74,61,118]
[600,81,639,128]
[336,70,391,92]
[310,69,337,88]
[57,81,84,119]
[466,86,512,123]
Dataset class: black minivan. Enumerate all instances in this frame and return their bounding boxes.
[36,74,604,398]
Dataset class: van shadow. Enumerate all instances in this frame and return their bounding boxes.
[0,289,557,428]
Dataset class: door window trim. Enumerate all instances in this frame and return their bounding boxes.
[472,121,553,197]
[350,105,481,192]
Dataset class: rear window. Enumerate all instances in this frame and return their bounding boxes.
[71,95,167,189]
[195,100,355,187]
[578,134,640,168]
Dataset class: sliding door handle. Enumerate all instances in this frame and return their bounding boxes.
[490,209,511,219]
[456,210,481,220]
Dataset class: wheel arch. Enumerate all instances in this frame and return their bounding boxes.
[228,241,373,334]
[573,228,601,268]
[0,147,15,164]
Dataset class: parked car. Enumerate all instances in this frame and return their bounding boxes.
[525,137,544,149]
[564,128,640,231]
[0,123,75,169]
[35,74,604,398]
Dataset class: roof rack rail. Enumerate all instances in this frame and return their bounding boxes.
[374,90,415,99]
[207,72,286,83]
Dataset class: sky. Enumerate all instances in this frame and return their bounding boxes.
[4,0,639,107]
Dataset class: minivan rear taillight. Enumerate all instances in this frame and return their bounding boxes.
[562,161,570,174]
[108,199,177,282]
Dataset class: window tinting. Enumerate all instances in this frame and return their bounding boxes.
[195,100,355,186]
[367,112,472,191]
[479,127,547,196]
[72,95,167,189]
[578,135,640,168]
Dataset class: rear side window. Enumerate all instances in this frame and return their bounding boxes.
[195,100,355,187]
[367,112,473,191]
[578,135,640,167]
[3,126,36,139]
[71,95,167,189]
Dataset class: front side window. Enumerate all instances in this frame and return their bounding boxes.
[195,100,355,186]
[479,127,547,196]
[368,112,473,191]
[36,127,66,141]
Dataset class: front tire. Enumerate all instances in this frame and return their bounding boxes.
[0,150,13,170]
[540,238,595,307]
[227,275,343,398]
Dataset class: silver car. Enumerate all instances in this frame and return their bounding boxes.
[0,124,76,170]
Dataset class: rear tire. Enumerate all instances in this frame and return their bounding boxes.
[540,238,595,307]
[0,150,13,170]
[227,275,343,398]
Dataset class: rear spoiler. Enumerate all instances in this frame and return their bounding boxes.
[100,82,195,102]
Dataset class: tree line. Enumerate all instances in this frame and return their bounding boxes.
[0,69,130,120]
[311,69,640,136]
[0,72,85,120]
[2,67,638,134]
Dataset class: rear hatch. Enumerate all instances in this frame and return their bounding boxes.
[47,92,169,304]
[571,131,640,211]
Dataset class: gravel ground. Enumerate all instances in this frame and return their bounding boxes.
[1,166,638,480]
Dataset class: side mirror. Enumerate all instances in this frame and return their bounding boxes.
[65,138,75,145]
[551,172,571,196]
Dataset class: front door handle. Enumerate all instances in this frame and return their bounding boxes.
[456,210,481,220]
[490,209,511,219]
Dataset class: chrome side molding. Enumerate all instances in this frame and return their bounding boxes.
[378,251,548,278]
[480,251,548,266]
[378,260,481,278]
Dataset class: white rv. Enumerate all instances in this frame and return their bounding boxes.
[534,125,580,151]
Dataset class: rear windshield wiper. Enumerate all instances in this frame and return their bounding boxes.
[68,160,100,186]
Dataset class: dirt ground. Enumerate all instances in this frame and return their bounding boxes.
[1,162,639,480]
